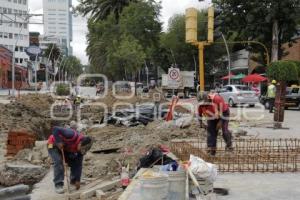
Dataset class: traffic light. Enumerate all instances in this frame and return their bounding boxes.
[207,7,214,43]
[185,8,198,43]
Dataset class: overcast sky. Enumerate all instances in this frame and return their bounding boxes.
[29,0,211,65]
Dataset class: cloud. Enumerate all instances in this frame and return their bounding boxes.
[29,0,211,65]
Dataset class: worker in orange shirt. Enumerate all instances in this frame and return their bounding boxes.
[198,91,233,156]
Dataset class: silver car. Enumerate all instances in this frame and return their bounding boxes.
[218,85,259,107]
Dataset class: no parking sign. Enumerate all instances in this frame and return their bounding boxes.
[168,68,180,88]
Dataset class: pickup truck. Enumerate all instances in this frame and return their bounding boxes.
[260,86,300,110]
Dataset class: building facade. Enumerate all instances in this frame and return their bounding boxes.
[43,0,72,56]
[0,0,29,67]
[0,45,28,89]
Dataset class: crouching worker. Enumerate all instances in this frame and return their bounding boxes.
[47,125,93,194]
[198,91,233,156]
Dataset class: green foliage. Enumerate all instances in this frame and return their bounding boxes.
[56,83,70,96]
[64,56,83,77]
[267,61,299,81]
[291,61,300,79]
[213,0,300,64]
[77,0,136,22]
[44,44,61,67]
[85,0,161,80]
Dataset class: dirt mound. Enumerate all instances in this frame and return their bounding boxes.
[0,94,54,140]
[83,120,205,179]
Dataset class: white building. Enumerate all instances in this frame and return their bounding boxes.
[43,0,73,56]
[0,0,29,67]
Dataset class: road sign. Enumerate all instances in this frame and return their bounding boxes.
[168,68,181,88]
[168,68,180,80]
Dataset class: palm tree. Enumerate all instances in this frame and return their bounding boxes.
[77,0,136,22]
[44,44,61,70]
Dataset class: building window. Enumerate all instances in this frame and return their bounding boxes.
[0,32,2,38]
[20,58,23,63]
[15,58,19,63]
[18,0,21,4]
[14,0,17,3]
[23,24,27,29]
[9,33,13,39]
[8,8,12,14]
[3,32,8,38]
[23,0,26,5]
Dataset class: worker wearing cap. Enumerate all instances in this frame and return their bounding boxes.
[198,91,232,156]
[267,80,276,113]
[47,123,92,194]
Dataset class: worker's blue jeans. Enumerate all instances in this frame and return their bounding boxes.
[48,148,83,187]
[207,110,232,153]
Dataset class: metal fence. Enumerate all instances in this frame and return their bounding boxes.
[171,139,300,172]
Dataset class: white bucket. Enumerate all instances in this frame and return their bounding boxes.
[166,171,187,200]
[140,175,169,200]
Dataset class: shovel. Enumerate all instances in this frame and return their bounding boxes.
[187,168,204,200]
[61,149,71,198]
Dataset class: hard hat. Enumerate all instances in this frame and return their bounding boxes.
[271,80,277,84]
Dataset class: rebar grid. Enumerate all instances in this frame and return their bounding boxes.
[171,139,300,172]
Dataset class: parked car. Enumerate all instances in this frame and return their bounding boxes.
[260,86,300,110]
[218,85,259,107]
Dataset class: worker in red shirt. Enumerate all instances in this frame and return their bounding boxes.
[48,124,93,194]
[198,91,233,155]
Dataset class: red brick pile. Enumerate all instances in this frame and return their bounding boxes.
[6,131,36,157]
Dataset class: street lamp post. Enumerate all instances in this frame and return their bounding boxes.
[221,33,231,84]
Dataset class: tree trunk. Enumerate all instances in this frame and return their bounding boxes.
[274,81,286,129]
[271,20,279,62]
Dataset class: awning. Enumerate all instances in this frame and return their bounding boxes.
[232,73,246,80]
[242,73,267,83]
[221,73,235,80]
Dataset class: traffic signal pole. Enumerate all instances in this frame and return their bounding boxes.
[198,42,205,92]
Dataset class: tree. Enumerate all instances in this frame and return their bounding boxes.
[44,44,61,69]
[77,0,136,23]
[213,0,300,65]
[63,56,83,79]
[85,0,161,80]
[108,35,146,80]
[267,61,299,128]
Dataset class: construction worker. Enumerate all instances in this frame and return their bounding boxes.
[267,80,276,113]
[74,95,82,110]
[47,123,92,194]
[198,91,232,156]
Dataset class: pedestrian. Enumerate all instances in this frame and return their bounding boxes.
[251,83,260,96]
[198,91,233,156]
[267,80,276,113]
[47,124,93,194]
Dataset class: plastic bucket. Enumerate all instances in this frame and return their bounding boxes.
[166,171,187,200]
[140,175,169,200]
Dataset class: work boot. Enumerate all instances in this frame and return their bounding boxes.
[71,181,81,190]
[55,185,64,194]
[225,146,234,152]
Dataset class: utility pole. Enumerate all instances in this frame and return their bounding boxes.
[221,33,231,84]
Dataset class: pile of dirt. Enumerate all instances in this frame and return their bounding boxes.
[83,120,205,179]
[0,94,54,140]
